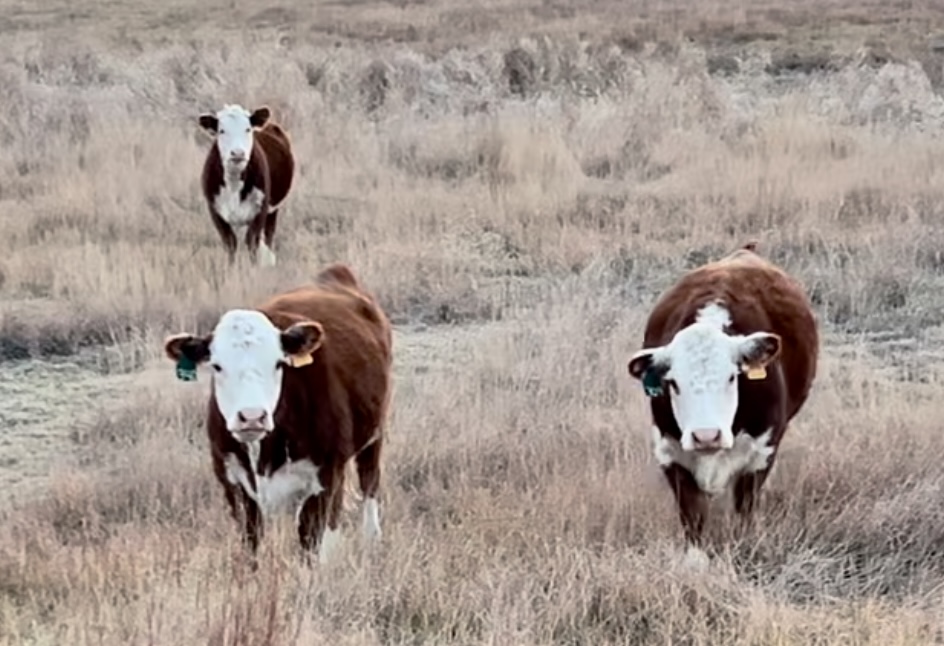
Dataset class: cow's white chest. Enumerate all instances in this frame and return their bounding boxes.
[652,426,775,496]
[213,180,265,227]
[223,445,323,518]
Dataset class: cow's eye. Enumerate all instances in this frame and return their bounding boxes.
[211,363,222,373]
[219,129,225,135]
[245,127,251,133]
[728,374,736,384]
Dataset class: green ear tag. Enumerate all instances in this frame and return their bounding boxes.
[642,367,664,398]
[176,355,198,382]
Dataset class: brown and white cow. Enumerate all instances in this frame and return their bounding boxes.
[198,104,295,267]
[163,263,392,562]
[627,243,819,556]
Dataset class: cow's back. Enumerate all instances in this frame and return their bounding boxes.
[259,274,392,434]
[255,122,294,207]
[645,249,818,421]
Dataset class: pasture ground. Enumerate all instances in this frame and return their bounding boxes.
[3,0,944,643]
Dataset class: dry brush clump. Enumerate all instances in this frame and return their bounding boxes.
[4,2,944,643]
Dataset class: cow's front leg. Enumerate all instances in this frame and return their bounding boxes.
[209,209,238,264]
[733,429,779,536]
[662,463,707,545]
[296,464,345,564]
[733,461,775,532]
[662,462,711,568]
[217,481,264,574]
[217,454,264,562]
[244,212,267,266]
[235,486,264,553]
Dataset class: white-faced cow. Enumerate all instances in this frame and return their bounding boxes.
[627,242,818,553]
[163,263,392,563]
[198,104,295,267]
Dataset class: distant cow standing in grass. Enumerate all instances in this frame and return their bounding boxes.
[163,263,392,562]
[198,104,295,266]
[627,243,819,555]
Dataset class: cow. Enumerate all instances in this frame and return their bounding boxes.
[198,104,295,267]
[627,242,819,557]
[163,263,392,563]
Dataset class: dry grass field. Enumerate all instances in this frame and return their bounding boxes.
[5,0,944,643]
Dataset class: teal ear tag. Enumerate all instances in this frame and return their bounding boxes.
[642,367,664,398]
[176,355,198,382]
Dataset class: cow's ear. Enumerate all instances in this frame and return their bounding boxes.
[198,114,218,134]
[628,348,670,397]
[164,334,211,364]
[736,332,781,378]
[164,334,211,382]
[280,321,324,368]
[628,348,665,380]
[249,106,271,129]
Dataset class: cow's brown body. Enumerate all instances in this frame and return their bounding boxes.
[200,109,295,264]
[205,264,392,553]
[636,243,819,544]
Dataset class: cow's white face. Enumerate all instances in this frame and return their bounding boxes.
[198,104,271,175]
[164,309,323,443]
[628,303,781,452]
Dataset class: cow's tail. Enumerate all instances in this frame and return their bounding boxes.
[341,459,363,512]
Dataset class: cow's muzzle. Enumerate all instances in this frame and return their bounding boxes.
[230,408,272,442]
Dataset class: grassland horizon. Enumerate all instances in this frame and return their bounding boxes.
[3,0,944,644]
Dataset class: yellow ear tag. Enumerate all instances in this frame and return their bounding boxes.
[289,353,313,368]
[744,366,767,380]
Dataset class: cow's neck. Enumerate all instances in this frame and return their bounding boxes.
[244,435,291,484]
[223,167,246,190]
[246,440,264,477]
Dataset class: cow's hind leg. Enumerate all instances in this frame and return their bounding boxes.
[297,464,345,564]
[259,207,279,267]
[356,437,383,541]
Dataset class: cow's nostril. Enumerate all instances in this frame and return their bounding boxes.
[692,428,721,445]
[237,408,266,423]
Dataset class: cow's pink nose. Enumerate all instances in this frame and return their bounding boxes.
[692,428,721,446]
[237,408,267,425]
